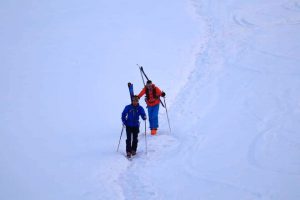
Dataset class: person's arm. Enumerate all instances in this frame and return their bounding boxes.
[155,86,162,97]
[140,106,147,120]
[138,87,146,99]
[121,106,128,124]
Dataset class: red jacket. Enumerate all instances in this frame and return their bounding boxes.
[138,84,162,107]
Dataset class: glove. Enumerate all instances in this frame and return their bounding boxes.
[143,116,147,120]
[161,91,166,97]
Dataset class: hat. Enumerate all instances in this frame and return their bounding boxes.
[146,80,152,84]
[132,95,139,102]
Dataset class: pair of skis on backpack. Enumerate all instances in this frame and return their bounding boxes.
[128,66,166,107]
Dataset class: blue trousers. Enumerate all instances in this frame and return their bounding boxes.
[147,104,159,129]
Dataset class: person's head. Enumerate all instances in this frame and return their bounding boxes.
[146,80,152,89]
[132,95,139,105]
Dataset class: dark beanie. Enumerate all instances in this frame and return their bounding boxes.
[132,95,139,102]
[146,80,152,84]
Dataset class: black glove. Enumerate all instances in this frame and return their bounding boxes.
[161,91,166,97]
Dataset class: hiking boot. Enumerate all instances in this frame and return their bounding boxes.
[126,152,131,158]
[151,129,157,135]
[131,151,136,156]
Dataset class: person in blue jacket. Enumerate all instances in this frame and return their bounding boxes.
[122,95,146,158]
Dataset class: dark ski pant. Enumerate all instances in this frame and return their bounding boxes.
[126,126,139,153]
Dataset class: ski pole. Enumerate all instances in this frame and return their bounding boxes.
[117,125,125,152]
[163,97,171,134]
[145,120,148,154]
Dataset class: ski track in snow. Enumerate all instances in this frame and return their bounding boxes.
[232,13,256,28]
[282,0,300,12]
[118,132,179,200]
[238,2,300,177]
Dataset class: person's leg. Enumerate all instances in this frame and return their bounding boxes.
[126,126,132,153]
[147,106,154,130]
[152,104,160,130]
[131,127,139,154]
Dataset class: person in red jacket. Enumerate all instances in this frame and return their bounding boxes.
[138,80,165,135]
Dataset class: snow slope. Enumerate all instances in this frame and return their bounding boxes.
[1,0,300,200]
[117,0,300,199]
[168,0,300,199]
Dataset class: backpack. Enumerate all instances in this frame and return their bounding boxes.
[145,85,158,101]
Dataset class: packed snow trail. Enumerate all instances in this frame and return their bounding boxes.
[118,132,179,200]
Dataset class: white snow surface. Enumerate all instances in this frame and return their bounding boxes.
[1,0,300,200]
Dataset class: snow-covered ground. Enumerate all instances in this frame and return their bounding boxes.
[1,0,300,200]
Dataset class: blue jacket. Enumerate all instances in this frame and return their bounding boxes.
[122,104,146,127]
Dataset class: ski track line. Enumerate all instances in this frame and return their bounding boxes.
[256,47,300,62]
[247,91,300,176]
[174,129,263,199]
[233,2,300,29]
[232,14,256,28]
[282,0,300,12]
[247,126,274,170]
[171,128,264,199]
[184,163,264,200]
[247,126,300,176]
